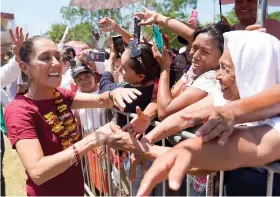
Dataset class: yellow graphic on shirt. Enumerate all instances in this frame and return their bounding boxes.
[43,90,81,149]
[57,104,67,113]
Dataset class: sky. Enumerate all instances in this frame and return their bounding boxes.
[1,0,279,36]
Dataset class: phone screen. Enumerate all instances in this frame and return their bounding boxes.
[87,52,105,62]
[152,24,164,54]
[112,35,125,58]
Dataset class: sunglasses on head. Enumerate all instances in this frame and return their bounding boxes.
[128,39,152,70]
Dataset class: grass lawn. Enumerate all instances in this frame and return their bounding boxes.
[3,135,26,196]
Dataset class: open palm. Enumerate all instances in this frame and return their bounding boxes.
[9,26,29,62]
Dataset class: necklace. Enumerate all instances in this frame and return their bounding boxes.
[43,89,81,149]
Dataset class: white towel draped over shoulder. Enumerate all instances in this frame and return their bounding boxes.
[223,31,280,99]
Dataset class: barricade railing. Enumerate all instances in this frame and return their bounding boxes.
[82,108,280,196]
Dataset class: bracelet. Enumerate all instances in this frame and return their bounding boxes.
[72,145,80,166]
[108,91,113,101]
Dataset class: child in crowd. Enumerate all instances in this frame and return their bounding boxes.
[72,62,107,133]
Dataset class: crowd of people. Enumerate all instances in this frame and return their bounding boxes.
[1,0,280,196]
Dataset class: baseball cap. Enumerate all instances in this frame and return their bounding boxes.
[71,62,94,79]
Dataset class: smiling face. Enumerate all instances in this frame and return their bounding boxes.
[189,33,221,77]
[216,48,239,101]
[235,0,257,25]
[74,72,97,93]
[120,50,145,84]
[21,38,63,89]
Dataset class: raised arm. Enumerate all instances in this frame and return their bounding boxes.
[99,17,133,44]
[1,27,29,88]
[196,84,280,145]
[153,44,206,121]
[144,95,213,144]
[134,7,195,45]
[15,123,113,185]
[71,88,142,112]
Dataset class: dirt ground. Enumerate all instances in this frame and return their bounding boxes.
[3,135,26,196]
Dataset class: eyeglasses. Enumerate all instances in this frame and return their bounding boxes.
[128,39,147,70]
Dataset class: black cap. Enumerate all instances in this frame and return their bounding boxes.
[71,62,94,79]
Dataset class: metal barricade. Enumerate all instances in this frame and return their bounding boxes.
[81,108,280,196]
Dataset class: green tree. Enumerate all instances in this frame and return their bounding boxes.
[268,11,280,21]
[46,23,68,44]
[216,8,238,25]
[46,0,199,49]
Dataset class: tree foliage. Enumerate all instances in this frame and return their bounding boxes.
[268,11,280,21]
[46,0,198,49]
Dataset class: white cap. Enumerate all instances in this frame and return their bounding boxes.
[179,47,186,54]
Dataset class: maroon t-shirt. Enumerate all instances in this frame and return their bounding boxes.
[4,88,84,196]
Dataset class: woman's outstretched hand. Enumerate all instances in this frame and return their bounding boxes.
[137,147,192,196]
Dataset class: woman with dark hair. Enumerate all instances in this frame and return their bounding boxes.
[131,9,231,195]
[99,40,160,195]
[4,35,141,196]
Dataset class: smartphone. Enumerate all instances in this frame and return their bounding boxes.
[152,24,164,54]
[112,35,125,58]
[134,17,141,41]
[190,10,198,28]
[86,51,105,62]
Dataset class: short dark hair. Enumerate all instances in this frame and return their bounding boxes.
[193,23,232,53]
[19,35,52,64]
[127,43,160,82]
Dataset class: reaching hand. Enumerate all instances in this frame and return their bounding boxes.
[99,17,118,32]
[77,49,97,70]
[105,123,136,151]
[110,88,142,111]
[134,7,161,26]
[122,106,150,139]
[245,24,266,32]
[195,106,236,146]
[152,41,170,71]
[9,26,29,62]
[137,147,192,196]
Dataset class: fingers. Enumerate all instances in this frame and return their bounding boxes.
[9,29,16,43]
[126,89,138,100]
[142,36,148,43]
[130,88,142,96]
[137,158,168,196]
[138,18,153,26]
[202,123,224,142]
[122,123,132,131]
[136,133,142,139]
[168,153,190,191]
[218,128,233,146]
[19,27,23,39]
[109,122,121,134]
[162,46,168,56]
[25,32,29,41]
[135,106,144,117]
[122,92,134,104]
[195,118,219,137]
[15,26,20,41]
